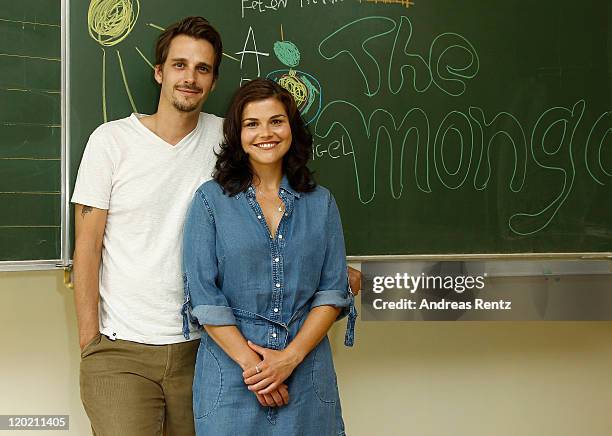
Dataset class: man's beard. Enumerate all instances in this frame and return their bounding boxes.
[172,84,203,112]
[172,98,200,112]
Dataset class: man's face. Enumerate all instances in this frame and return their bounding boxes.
[155,35,217,113]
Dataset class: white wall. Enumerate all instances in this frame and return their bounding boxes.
[2,270,612,436]
[0,271,90,435]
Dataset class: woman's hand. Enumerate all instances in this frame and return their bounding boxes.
[256,384,290,408]
[242,341,301,395]
[240,351,290,407]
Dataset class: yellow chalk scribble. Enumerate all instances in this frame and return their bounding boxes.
[116,50,137,113]
[0,53,60,62]
[223,52,240,62]
[88,0,140,46]
[2,87,60,94]
[147,23,165,31]
[278,70,308,107]
[0,18,60,27]
[135,46,154,69]
[101,48,108,122]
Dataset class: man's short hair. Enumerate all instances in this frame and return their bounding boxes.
[155,16,223,79]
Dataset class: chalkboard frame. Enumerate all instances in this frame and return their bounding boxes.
[60,0,71,270]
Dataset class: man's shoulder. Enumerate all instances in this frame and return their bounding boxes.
[82,116,134,157]
[91,115,134,137]
[86,116,137,152]
[199,112,224,133]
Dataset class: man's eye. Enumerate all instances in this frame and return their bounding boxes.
[175,63,184,68]
[198,66,209,72]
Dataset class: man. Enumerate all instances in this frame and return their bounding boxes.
[72,16,360,436]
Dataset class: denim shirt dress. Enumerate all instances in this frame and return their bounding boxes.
[182,177,356,436]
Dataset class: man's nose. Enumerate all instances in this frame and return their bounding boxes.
[183,68,197,83]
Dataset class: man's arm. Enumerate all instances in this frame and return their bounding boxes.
[73,204,108,350]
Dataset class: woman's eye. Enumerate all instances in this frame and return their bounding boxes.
[175,63,184,68]
[245,122,257,128]
[271,119,283,125]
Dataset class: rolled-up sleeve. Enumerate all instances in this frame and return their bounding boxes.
[182,190,237,327]
[311,193,351,320]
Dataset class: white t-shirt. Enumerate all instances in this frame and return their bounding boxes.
[71,112,223,344]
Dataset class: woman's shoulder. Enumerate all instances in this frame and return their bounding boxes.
[195,179,226,199]
[300,185,334,210]
[300,184,334,205]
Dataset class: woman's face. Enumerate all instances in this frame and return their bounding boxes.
[240,97,292,169]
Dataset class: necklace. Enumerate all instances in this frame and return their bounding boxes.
[255,188,285,214]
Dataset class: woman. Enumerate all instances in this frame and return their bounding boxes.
[182,78,356,435]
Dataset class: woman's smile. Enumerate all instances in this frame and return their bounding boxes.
[252,141,280,150]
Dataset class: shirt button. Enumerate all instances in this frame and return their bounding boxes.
[274,257,279,262]
[257,215,262,219]
[272,333,277,338]
[276,283,281,288]
[273,308,279,313]
[278,235,283,239]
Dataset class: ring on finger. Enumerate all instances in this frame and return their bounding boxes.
[255,364,261,374]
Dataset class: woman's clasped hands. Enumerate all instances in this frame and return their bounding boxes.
[242,340,302,408]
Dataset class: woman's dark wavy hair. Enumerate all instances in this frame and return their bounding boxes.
[214,78,316,196]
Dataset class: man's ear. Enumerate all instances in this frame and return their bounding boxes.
[211,79,217,92]
[154,64,163,85]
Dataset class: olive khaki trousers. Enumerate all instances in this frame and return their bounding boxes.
[80,334,199,436]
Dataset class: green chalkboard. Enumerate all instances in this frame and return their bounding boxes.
[70,0,612,256]
[0,2,61,262]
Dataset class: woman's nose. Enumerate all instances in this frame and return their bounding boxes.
[258,124,273,138]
